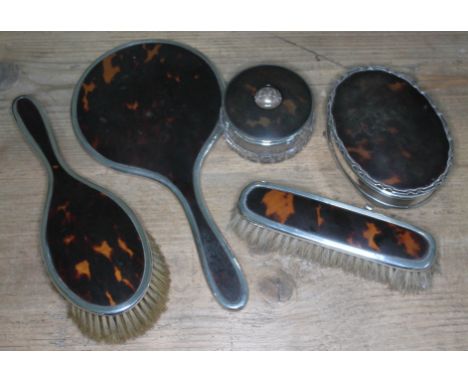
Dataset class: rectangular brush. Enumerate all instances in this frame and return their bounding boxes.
[230,181,437,291]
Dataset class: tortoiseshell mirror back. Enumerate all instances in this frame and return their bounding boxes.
[71,41,248,310]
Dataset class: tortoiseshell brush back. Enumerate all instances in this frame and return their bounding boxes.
[71,40,248,310]
[230,182,437,291]
[12,96,170,342]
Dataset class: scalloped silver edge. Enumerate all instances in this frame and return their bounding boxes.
[327,66,454,206]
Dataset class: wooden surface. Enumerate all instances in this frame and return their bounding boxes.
[1,32,468,350]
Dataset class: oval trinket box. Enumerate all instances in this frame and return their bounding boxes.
[327,66,453,208]
[222,65,314,163]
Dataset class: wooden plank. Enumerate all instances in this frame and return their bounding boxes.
[1,32,467,350]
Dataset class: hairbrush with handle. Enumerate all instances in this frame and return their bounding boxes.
[231,181,437,291]
[12,96,170,342]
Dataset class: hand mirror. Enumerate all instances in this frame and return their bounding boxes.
[72,40,248,309]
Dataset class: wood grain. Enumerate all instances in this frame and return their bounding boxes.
[1,32,468,350]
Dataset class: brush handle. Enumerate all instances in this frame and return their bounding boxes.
[12,96,63,172]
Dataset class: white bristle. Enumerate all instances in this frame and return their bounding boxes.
[229,209,437,292]
[69,236,170,343]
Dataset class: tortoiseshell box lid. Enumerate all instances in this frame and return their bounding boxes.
[328,66,453,208]
[222,65,313,163]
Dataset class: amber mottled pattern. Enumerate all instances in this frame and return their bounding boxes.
[75,42,221,198]
[47,169,145,307]
[246,187,428,260]
[16,97,145,307]
[331,69,450,190]
[225,65,312,140]
[73,42,245,306]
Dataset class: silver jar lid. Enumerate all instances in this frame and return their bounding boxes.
[327,66,453,209]
[222,65,314,163]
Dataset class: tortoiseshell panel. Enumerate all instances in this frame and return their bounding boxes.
[246,187,428,260]
[225,65,312,139]
[17,98,144,307]
[47,170,145,306]
[74,42,244,305]
[75,42,221,197]
[331,70,449,190]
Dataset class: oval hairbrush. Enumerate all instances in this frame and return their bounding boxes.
[230,181,437,291]
[71,40,248,310]
[12,96,170,342]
